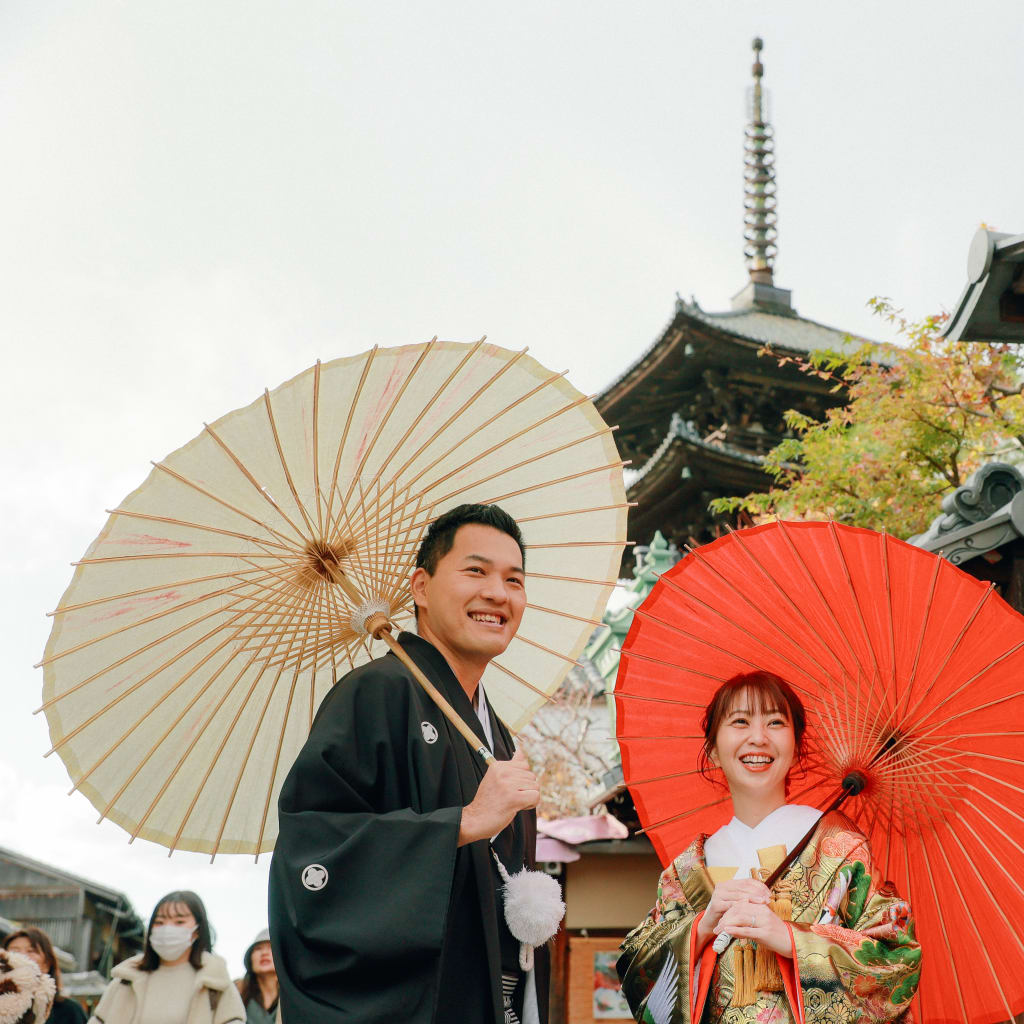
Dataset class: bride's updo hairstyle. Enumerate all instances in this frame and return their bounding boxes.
[698,670,807,783]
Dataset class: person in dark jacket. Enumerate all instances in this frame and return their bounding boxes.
[269,504,550,1024]
[3,927,81,1024]
[234,930,278,1024]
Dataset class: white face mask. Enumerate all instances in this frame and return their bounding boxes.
[149,924,196,962]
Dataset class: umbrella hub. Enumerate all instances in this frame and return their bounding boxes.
[298,538,355,588]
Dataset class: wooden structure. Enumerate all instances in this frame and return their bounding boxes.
[0,846,144,977]
[595,40,862,559]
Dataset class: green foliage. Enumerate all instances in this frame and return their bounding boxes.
[709,299,1024,538]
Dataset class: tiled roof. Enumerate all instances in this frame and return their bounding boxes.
[678,299,867,355]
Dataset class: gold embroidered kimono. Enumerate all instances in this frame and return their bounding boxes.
[617,811,920,1023]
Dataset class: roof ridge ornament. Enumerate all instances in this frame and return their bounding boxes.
[731,37,794,315]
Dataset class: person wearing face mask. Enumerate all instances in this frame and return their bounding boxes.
[87,891,244,1024]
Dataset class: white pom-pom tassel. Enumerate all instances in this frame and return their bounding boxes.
[492,852,565,970]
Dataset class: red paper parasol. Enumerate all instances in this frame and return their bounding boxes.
[615,520,1024,1024]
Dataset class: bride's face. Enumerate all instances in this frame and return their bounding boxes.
[710,694,796,803]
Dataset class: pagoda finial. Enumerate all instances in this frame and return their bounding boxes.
[744,36,777,285]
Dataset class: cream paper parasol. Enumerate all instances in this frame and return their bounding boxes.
[39,339,628,857]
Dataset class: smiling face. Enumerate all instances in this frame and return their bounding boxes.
[411,523,526,677]
[710,688,797,811]
[5,937,46,975]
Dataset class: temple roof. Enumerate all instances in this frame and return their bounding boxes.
[680,299,861,354]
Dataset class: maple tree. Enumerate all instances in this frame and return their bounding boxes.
[711,299,1024,538]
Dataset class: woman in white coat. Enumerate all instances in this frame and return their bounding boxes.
[88,891,245,1024]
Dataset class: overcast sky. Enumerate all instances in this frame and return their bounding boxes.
[1,0,1021,972]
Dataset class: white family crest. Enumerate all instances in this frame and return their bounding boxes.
[421,721,439,744]
[301,864,328,891]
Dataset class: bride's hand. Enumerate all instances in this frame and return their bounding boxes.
[696,879,770,951]
[714,899,792,956]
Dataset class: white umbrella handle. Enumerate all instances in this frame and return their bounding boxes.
[711,932,730,954]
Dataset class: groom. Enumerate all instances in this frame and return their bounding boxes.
[269,503,549,1023]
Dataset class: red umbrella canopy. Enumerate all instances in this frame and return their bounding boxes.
[615,520,1024,1023]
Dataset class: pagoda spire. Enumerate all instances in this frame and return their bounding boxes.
[731,37,793,314]
[744,37,776,284]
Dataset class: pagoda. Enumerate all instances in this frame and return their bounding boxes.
[596,39,862,556]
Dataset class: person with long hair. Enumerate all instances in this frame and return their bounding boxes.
[3,928,83,1024]
[617,671,921,1023]
[234,931,277,1024]
[87,891,244,1024]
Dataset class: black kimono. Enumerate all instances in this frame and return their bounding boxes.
[268,632,549,1024]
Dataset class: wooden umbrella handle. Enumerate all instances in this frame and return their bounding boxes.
[371,619,496,766]
[332,571,495,765]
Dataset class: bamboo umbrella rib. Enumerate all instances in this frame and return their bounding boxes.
[475,460,629,514]
[895,555,943,724]
[653,568,824,692]
[514,502,636,525]
[256,644,312,854]
[947,810,1024,939]
[773,518,869,679]
[37,585,278,714]
[347,338,438,491]
[899,583,995,730]
[960,796,1024,873]
[613,691,708,709]
[169,579,324,853]
[379,351,539,504]
[324,488,384,596]
[515,633,582,667]
[103,508,296,554]
[324,345,378,529]
[623,767,704,788]
[211,654,294,860]
[71,550,305,565]
[524,603,604,628]
[85,597,288,809]
[133,580,323,844]
[191,428,308,547]
[634,796,732,837]
[823,520,887,710]
[355,478,387,601]
[262,388,319,538]
[386,349,546,497]
[123,610,293,828]
[615,646,735,685]
[930,822,1014,1020]
[425,426,618,511]
[371,338,486,492]
[46,566,272,616]
[308,578,330,728]
[53,575,320,762]
[42,565,315,730]
[37,569,282,668]
[725,525,850,681]
[402,392,602,512]
[312,360,323,534]
[526,540,633,550]
[67,619,266,801]
[488,660,557,704]
[881,532,898,704]
[616,734,704,741]
[909,664,1024,737]
[631,607,769,675]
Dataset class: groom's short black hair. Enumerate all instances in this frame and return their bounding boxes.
[415,504,526,576]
